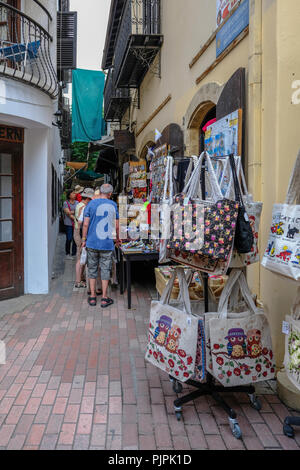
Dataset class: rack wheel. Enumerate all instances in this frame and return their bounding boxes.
[248,394,262,411]
[229,417,242,440]
[174,406,182,421]
[232,423,242,439]
[283,423,295,438]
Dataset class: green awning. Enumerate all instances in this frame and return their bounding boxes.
[72,69,105,143]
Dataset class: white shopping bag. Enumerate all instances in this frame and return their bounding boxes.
[262,150,300,281]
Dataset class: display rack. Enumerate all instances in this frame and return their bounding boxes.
[169,153,261,440]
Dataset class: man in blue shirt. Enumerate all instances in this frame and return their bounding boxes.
[82,184,120,308]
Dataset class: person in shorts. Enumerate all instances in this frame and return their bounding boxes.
[81,184,120,308]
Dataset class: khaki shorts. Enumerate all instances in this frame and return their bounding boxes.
[87,248,113,281]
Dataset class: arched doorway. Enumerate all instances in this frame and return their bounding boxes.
[184,82,224,155]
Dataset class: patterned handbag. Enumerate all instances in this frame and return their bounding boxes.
[167,152,239,260]
[205,269,276,386]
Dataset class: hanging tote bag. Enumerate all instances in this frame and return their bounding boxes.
[205,269,276,386]
[229,154,254,254]
[145,267,199,382]
[284,287,300,391]
[159,155,174,264]
[222,156,263,267]
[261,150,300,281]
[168,152,239,259]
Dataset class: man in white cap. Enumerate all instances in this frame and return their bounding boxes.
[81,184,120,308]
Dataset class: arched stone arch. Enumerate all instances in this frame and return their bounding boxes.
[184,82,224,155]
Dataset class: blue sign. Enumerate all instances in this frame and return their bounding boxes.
[216,0,249,57]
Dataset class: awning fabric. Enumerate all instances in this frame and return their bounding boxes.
[76,169,104,181]
[72,69,105,143]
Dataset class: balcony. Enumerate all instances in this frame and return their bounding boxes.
[0,2,58,98]
[104,68,131,121]
[114,0,163,88]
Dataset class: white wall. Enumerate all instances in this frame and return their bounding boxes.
[0,76,62,295]
[24,128,49,294]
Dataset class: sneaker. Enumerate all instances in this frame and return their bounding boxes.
[65,254,73,260]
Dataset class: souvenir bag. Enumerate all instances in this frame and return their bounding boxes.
[145,267,199,382]
[159,156,174,264]
[168,152,239,260]
[229,157,263,267]
[205,269,276,386]
[229,154,254,254]
[262,150,300,281]
[284,287,300,391]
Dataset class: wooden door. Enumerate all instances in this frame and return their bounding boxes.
[0,143,23,300]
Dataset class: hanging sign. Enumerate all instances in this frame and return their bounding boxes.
[0,125,24,144]
[204,109,242,157]
[216,0,249,57]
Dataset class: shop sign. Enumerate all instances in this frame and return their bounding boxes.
[114,130,135,152]
[0,125,24,144]
[216,0,240,28]
[204,109,242,158]
[216,0,249,57]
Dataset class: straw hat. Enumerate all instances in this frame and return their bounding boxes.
[74,185,84,194]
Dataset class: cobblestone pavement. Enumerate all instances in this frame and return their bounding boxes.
[0,240,299,450]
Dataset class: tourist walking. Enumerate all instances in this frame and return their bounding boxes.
[81,184,120,307]
[74,187,94,288]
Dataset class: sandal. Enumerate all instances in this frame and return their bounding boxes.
[75,282,85,288]
[88,297,97,307]
[101,297,114,308]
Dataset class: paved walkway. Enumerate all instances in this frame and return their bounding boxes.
[0,237,299,450]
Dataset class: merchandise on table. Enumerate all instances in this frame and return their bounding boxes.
[155,266,228,301]
[121,240,157,253]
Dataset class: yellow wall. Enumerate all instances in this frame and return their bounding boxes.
[125,0,300,368]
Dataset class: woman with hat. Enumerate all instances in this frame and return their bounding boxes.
[63,189,78,259]
[74,185,84,203]
[74,188,94,288]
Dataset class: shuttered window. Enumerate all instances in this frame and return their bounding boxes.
[57,11,77,70]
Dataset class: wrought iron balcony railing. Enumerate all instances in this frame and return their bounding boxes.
[114,0,163,88]
[0,2,58,98]
[104,68,131,121]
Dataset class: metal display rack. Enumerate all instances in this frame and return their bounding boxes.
[168,153,262,440]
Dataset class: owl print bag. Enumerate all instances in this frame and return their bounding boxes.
[261,149,300,281]
[145,267,199,382]
[205,269,276,387]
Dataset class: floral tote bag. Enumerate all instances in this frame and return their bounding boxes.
[205,269,276,386]
[145,267,199,382]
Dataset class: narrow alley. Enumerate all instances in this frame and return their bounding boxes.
[0,235,298,451]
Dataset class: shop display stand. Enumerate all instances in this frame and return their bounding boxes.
[169,154,261,440]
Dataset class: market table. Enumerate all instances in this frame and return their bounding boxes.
[118,248,159,309]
